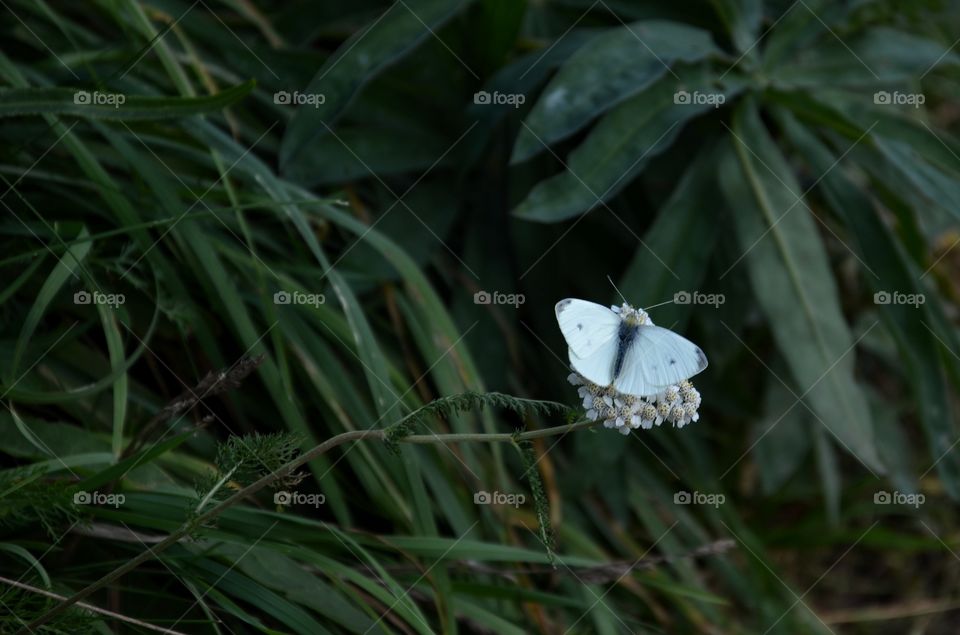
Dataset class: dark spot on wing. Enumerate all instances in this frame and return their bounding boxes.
[577,323,583,330]
[669,358,676,365]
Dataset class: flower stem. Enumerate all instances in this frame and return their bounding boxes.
[402,418,598,443]
[23,419,595,632]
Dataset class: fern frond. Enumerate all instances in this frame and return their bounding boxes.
[192,431,305,522]
[514,437,556,567]
[0,466,79,537]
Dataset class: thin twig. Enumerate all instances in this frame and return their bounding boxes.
[0,574,188,634]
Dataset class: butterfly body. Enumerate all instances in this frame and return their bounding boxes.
[556,299,707,397]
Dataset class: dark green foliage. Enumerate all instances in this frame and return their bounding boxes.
[0,585,97,634]
[1,0,959,633]
[0,466,78,537]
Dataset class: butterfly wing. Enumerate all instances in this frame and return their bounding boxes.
[568,341,618,386]
[555,299,620,359]
[612,325,708,396]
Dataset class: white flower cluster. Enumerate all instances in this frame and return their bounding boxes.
[567,371,701,435]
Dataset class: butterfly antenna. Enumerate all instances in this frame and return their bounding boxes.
[607,275,628,304]
[642,298,678,312]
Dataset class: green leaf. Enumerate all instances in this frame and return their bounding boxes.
[709,0,762,53]
[76,432,193,493]
[778,108,960,497]
[618,144,723,329]
[512,20,720,163]
[280,0,471,170]
[283,120,455,186]
[872,138,960,224]
[0,81,256,119]
[9,227,89,381]
[813,424,841,525]
[753,378,812,494]
[773,28,960,88]
[513,69,735,222]
[719,100,882,472]
[218,544,382,634]
[760,0,842,71]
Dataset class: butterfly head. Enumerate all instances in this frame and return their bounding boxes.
[612,303,650,326]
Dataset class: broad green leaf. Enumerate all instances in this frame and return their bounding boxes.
[719,101,882,472]
[752,379,811,494]
[513,69,735,222]
[280,0,471,170]
[873,138,960,224]
[282,119,455,186]
[618,145,723,330]
[761,0,844,70]
[833,95,960,175]
[779,109,960,497]
[512,20,720,162]
[462,28,597,166]
[0,81,256,119]
[709,0,762,53]
[774,28,960,88]
[813,424,841,525]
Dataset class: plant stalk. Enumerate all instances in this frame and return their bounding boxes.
[23,419,596,632]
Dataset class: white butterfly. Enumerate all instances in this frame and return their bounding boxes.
[556,298,707,397]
